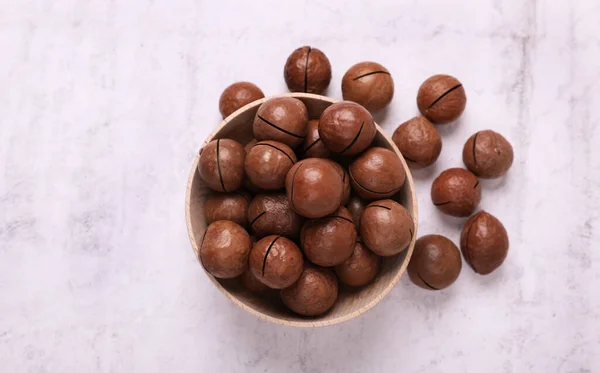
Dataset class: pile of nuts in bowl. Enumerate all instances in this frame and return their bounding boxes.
[197,45,512,316]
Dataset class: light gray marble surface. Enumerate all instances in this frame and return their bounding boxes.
[1,1,599,372]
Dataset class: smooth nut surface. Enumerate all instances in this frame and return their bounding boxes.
[349,147,406,200]
[345,195,366,231]
[284,46,332,94]
[240,269,270,293]
[280,265,338,316]
[392,116,442,169]
[199,220,251,279]
[249,235,304,289]
[300,119,331,159]
[219,82,265,119]
[198,139,245,192]
[253,97,308,148]
[301,206,357,267]
[247,193,304,238]
[245,140,297,190]
[335,241,381,287]
[360,199,414,256]
[463,130,514,178]
[318,101,376,155]
[285,158,344,218]
[204,191,251,227]
[342,62,394,112]
[431,168,481,217]
[407,234,462,290]
[460,211,509,275]
[417,74,466,124]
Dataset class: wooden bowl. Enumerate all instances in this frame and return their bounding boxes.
[185,93,418,327]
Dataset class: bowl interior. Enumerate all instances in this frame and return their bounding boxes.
[186,93,418,327]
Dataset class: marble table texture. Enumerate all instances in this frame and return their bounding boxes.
[1,0,599,372]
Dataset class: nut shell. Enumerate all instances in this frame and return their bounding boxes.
[284,46,332,94]
[342,62,394,112]
[417,74,466,124]
[349,147,406,200]
[335,241,381,287]
[280,265,338,316]
[198,139,245,192]
[360,199,414,256]
[431,168,481,217]
[300,120,331,159]
[345,195,366,231]
[218,82,265,119]
[460,211,509,275]
[392,116,442,169]
[240,269,270,293]
[253,97,308,148]
[247,193,304,238]
[407,235,462,290]
[204,191,251,227]
[245,140,297,190]
[462,130,514,178]
[318,101,376,155]
[249,235,304,289]
[199,221,251,279]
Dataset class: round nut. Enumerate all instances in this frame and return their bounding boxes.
[218,82,265,119]
[462,130,514,178]
[301,206,357,267]
[345,195,366,231]
[349,147,406,200]
[318,101,376,155]
[204,191,251,226]
[284,46,332,94]
[431,168,481,217]
[285,158,344,218]
[417,74,466,124]
[245,140,297,190]
[253,97,308,148]
[247,193,304,238]
[360,199,414,256]
[280,265,338,316]
[407,235,462,290]
[342,61,394,112]
[199,221,251,279]
[300,120,331,159]
[240,269,270,293]
[460,211,509,275]
[249,235,304,289]
[198,139,245,193]
[392,116,442,169]
[335,241,381,287]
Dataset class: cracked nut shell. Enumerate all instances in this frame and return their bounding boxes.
[218,82,265,119]
[318,101,376,155]
[460,211,509,275]
[346,195,366,231]
[253,97,308,148]
[280,265,338,316]
[417,74,466,124]
[198,139,245,193]
[300,119,331,159]
[204,191,251,227]
[247,193,304,238]
[284,46,332,94]
[342,61,394,112]
[199,220,251,279]
[463,130,514,178]
[392,116,442,169]
[240,269,270,293]
[245,140,297,190]
[249,235,304,289]
[301,206,357,267]
[407,234,462,290]
[335,241,381,287]
[431,168,481,217]
[349,147,406,200]
[360,199,414,256]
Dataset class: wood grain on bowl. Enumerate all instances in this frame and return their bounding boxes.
[185,93,418,328]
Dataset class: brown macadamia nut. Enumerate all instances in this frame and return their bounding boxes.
[301,206,357,267]
[335,241,381,287]
[417,74,467,124]
[349,147,406,200]
[392,116,442,169]
[285,158,344,218]
[360,199,414,256]
[346,195,366,231]
[318,101,376,155]
[244,138,258,154]
[199,220,251,279]
[253,97,308,148]
[240,269,270,293]
[284,46,332,94]
[247,193,304,238]
[249,235,304,289]
[198,139,245,192]
[204,191,250,226]
[300,120,331,159]
[407,235,462,290]
[463,130,514,178]
[245,140,297,190]
[280,265,338,316]
[342,62,394,112]
[460,211,509,275]
[431,168,481,217]
[219,82,265,119]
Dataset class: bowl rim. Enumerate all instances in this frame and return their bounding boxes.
[185,92,418,328]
